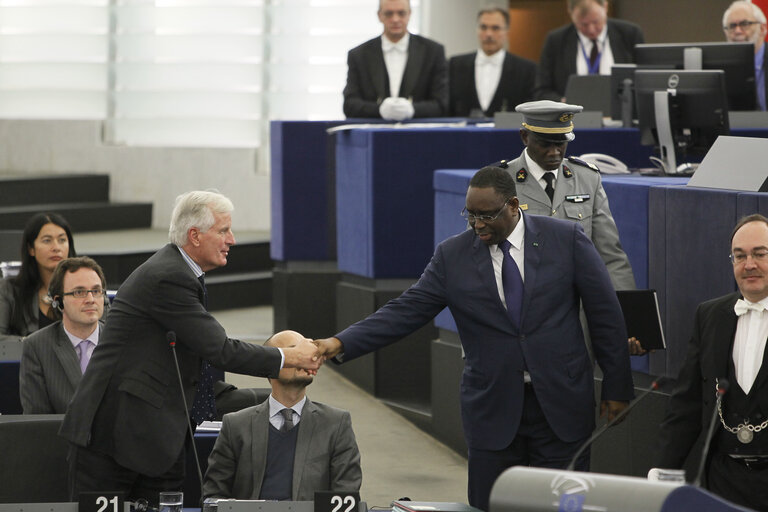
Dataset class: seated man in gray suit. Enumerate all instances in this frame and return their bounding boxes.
[19,256,106,414]
[203,330,362,500]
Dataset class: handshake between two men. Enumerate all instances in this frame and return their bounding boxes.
[278,335,346,375]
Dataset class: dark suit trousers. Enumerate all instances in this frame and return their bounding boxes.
[708,451,768,511]
[467,384,590,512]
[68,442,186,505]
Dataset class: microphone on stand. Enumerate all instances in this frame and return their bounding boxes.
[566,377,665,471]
[168,331,204,500]
[693,378,729,487]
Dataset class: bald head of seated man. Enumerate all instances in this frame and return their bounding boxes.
[202,330,363,501]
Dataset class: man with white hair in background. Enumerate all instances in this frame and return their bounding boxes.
[61,190,321,505]
[723,0,767,110]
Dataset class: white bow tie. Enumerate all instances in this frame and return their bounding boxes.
[477,55,494,66]
[383,40,407,53]
[734,298,766,316]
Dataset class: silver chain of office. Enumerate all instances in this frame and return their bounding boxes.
[716,379,768,444]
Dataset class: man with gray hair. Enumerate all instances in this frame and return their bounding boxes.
[61,190,321,505]
[723,0,766,110]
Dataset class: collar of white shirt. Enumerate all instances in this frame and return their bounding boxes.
[492,209,526,254]
[268,394,307,420]
[475,48,505,67]
[576,24,608,52]
[524,148,559,186]
[64,323,100,350]
[382,33,409,53]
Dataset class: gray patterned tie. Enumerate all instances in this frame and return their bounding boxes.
[280,408,295,432]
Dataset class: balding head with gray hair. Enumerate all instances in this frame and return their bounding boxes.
[168,190,234,246]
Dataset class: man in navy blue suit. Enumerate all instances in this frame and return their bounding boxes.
[314,167,634,511]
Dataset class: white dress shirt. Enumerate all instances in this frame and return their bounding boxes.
[268,394,307,430]
[382,33,409,97]
[474,49,505,112]
[575,24,614,76]
[732,297,768,394]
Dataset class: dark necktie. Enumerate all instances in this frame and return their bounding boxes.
[280,408,295,432]
[191,274,216,425]
[542,172,555,203]
[589,39,599,70]
[499,240,523,327]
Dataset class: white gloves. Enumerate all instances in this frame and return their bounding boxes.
[379,97,415,121]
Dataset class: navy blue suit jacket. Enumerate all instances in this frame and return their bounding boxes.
[336,213,633,449]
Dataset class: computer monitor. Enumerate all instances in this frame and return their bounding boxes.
[635,42,756,111]
[634,69,730,174]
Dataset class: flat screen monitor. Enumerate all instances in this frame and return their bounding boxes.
[634,69,730,172]
[635,42,755,111]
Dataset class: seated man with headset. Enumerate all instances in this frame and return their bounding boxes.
[19,256,106,414]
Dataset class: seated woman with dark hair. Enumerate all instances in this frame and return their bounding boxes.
[0,212,76,342]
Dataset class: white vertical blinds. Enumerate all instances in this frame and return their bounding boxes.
[0,0,421,146]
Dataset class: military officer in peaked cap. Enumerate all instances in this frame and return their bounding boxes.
[494,100,643,355]
[495,100,635,291]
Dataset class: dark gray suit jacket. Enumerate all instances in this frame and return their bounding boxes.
[534,19,645,101]
[20,320,104,414]
[343,34,448,118]
[448,51,536,117]
[59,244,283,476]
[203,398,362,500]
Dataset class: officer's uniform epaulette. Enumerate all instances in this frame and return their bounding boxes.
[566,156,599,172]
[491,159,513,169]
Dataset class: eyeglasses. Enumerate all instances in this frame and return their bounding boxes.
[729,250,768,265]
[63,288,104,299]
[724,20,760,31]
[461,200,510,224]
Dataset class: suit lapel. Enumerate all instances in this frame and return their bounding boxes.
[250,403,271,499]
[606,21,628,62]
[471,236,507,317]
[365,42,389,99]
[470,54,483,110]
[53,324,83,388]
[565,26,579,78]
[551,162,574,212]
[292,399,316,499]
[514,156,552,210]
[400,36,424,97]
[489,53,511,113]
[520,214,541,322]
[704,295,739,380]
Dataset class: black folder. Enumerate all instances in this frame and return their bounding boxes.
[616,289,666,350]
